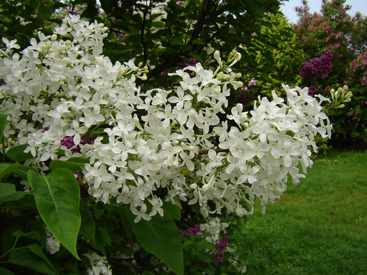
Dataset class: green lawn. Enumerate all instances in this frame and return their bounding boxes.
[239,150,367,274]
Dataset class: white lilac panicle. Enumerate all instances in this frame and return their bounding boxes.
[84,251,113,275]
[200,217,229,243]
[45,226,60,255]
[0,15,332,227]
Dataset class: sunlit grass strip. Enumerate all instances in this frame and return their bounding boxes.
[241,150,367,275]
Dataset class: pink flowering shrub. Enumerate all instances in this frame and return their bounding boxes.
[294,0,367,147]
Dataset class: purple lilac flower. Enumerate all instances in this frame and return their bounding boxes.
[212,235,228,266]
[308,85,317,96]
[300,51,334,82]
[248,78,257,86]
[61,134,94,153]
[81,134,94,145]
[61,136,75,149]
[179,224,201,239]
[73,171,82,181]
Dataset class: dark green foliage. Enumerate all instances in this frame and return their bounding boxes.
[74,0,284,87]
[0,0,65,49]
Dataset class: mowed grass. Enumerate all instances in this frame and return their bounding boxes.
[240,150,367,274]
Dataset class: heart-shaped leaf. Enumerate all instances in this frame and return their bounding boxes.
[28,168,81,260]
[123,207,184,275]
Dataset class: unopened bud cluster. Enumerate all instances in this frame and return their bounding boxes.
[330,85,353,108]
[214,49,243,88]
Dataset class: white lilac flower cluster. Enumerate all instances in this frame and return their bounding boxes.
[0,16,332,227]
[84,251,113,275]
[44,225,61,254]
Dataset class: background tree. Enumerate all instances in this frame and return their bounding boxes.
[294,0,367,147]
[65,0,285,87]
[1,0,291,95]
[237,13,304,110]
[0,0,65,49]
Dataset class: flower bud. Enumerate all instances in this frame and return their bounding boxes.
[217,72,230,81]
[118,68,127,76]
[213,86,221,94]
[337,87,345,97]
[334,89,339,99]
[173,159,179,168]
[233,81,243,88]
[190,183,197,189]
[228,50,241,67]
[139,74,147,81]
[214,50,222,66]
[183,145,195,151]
[133,115,143,130]
[234,52,241,62]
[202,184,210,192]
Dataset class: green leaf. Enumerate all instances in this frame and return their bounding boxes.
[124,208,184,275]
[162,201,181,220]
[118,207,133,240]
[6,144,33,162]
[0,183,25,203]
[0,267,15,275]
[8,245,58,275]
[28,169,81,260]
[152,21,165,28]
[171,37,183,45]
[12,230,41,241]
[191,39,205,45]
[188,52,204,63]
[260,73,271,81]
[0,163,19,181]
[0,113,8,143]
[79,201,96,243]
[68,157,89,163]
[27,244,57,270]
[97,227,111,247]
[49,159,85,172]
[29,219,48,248]
[150,13,165,21]
[10,164,38,181]
[90,227,111,256]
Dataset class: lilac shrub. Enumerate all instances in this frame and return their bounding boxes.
[294,0,367,146]
[0,15,349,274]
